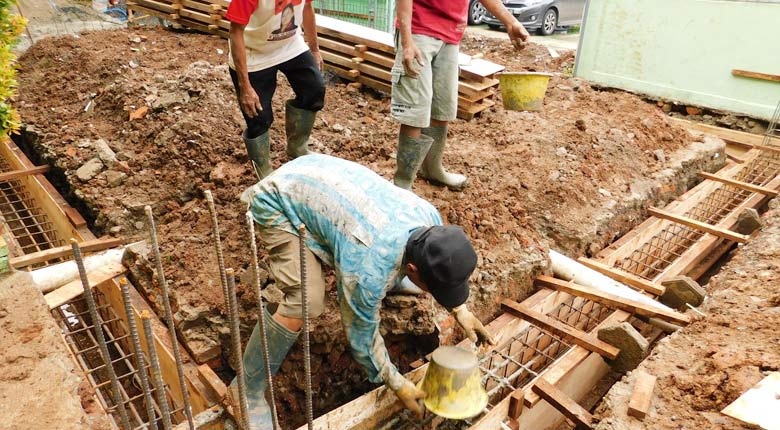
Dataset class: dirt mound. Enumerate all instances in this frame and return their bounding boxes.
[15,27,699,425]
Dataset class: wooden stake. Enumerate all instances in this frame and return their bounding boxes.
[501,300,620,360]
[648,207,750,243]
[531,380,593,428]
[535,276,691,324]
[627,371,657,419]
[11,237,124,269]
[0,165,50,182]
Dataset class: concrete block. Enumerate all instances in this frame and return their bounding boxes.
[735,208,762,235]
[598,322,649,373]
[660,275,706,309]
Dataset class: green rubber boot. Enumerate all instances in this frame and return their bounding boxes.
[420,125,468,190]
[243,130,273,180]
[229,308,299,430]
[285,99,317,158]
[393,134,433,190]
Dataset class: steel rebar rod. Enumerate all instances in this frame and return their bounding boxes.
[298,225,314,430]
[246,211,280,430]
[120,278,159,430]
[71,239,132,430]
[145,206,196,430]
[141,311,175,430]
[204,190,230,309]
[225,268,250,430]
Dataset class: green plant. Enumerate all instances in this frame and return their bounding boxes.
[0,0,26,137]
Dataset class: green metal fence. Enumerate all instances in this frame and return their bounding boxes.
[316,0,395,32]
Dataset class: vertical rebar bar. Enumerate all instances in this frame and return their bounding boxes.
[246,212,281,430]
[141,311,175,430]
[119,277,158,430]
[298,225,314,430]
[71,239,132,430]
[205,190,230,309]
[225,268,250,430]
[144,205,196,430]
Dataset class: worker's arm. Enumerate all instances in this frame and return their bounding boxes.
[301,1,323,71]
[478,0,530,50]
[225,0,263,118]
[396,0,423,77]
[340,284,426,417]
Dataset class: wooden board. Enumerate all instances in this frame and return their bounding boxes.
[721,372,780,430]
[577,257,666,295]
[316,14,395,54]
[531,380,593,428]
[669,117,780,147]
[43,261,126,309]
[627,370,657,419]
[501,300,620,360]
[648,207,750,243]
[11,237,124,269]
[535,276,691,324]
[0,165,50,182]
[698,171,779,196]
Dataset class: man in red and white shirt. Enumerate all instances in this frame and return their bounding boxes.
[226,0,325,180]
[392,0,530,191]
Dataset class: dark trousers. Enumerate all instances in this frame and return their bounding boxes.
[230,50,326,139]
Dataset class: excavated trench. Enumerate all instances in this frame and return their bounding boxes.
[8,122,728,428]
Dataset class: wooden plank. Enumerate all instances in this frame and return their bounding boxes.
[44,261,126,309]
[358,50,395,69]
[648,206,750,243]
[320,49,357,70]
[10,237,124,269]
[698,171,779,196]
[577,257,666,295]
[531,380,592,428]
[318,36,359,57]
[627,371,657,419]
[501,300,620,360]
[535,276,690,324]
[732,69,780,82]
[355,62,391,82]
[755,143,780,154]
[668,117,779,147]
[0,164,50,182]
[357,75,391,94]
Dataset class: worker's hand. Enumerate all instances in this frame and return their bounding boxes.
[311,49,324,72]
[401,40,424,78]
[507,21,531,51]
[394,378,427,419]
[239,82,262,118]
[452,305,496,346]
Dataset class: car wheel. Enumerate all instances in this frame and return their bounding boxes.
[539,8,558,36]
[468,0,486,25]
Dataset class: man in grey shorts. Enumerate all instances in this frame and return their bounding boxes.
[392,0,530,191]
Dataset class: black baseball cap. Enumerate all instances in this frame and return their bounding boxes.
[405,226,477,309]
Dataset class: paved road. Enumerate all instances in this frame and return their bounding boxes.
[466,24,580,51]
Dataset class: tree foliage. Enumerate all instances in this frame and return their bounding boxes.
[0,0,26,136]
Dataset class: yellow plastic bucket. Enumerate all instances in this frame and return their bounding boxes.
[497,72,553,112]
[418,346,488,420]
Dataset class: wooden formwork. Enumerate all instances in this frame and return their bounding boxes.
[297,123,780,430]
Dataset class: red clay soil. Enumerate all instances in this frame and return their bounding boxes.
[594,202,780,430]
[14,27,700,424]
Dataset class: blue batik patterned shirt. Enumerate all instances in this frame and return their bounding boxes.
[241,154,442,390]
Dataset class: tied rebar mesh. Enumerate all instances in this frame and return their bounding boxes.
[763,96,780,147]
[383,296,612,430]
[0,178,65,258]
[52,291,186,429]
[618,149,780,280]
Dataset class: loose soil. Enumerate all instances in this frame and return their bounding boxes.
[594,202,780,430]
[14,27,713,425]
[0,272,111,430]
